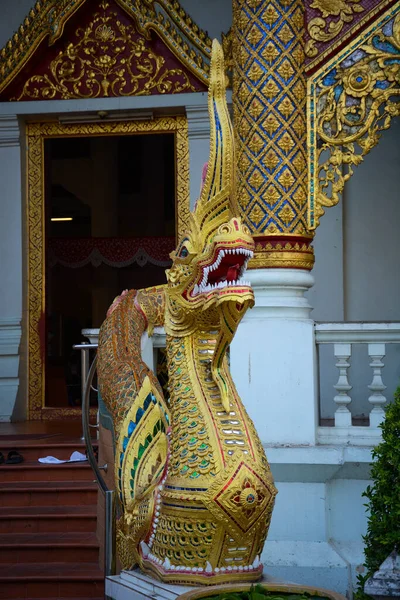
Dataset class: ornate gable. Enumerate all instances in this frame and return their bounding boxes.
[0,0,210,100]
[305,0,398,72]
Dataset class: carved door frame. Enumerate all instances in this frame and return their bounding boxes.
[26,115,189,420]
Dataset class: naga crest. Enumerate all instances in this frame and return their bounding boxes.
[165,40,255,412]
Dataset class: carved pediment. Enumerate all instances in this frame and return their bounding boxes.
[0,0,210,99]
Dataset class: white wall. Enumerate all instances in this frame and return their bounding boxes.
[314,118,400,419]
[344,117,400,322]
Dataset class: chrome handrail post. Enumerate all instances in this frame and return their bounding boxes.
[81,342,90,408]
[105,489,116,577]
[77,351,116,578]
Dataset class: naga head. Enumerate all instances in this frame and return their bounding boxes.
[165,40,255,411]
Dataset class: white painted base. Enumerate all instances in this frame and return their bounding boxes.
[262,541,351,597]
[106,569,193,600]
[106,570,280,600]
[0,318,21,422]
[230,269,318,446]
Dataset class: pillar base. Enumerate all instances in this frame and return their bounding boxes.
[230,269,318,445]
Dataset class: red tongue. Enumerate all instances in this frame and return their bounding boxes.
[227,264,240,282]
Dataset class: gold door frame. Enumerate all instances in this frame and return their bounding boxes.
[26,115,190,420]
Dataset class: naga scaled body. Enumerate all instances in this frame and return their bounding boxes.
[97,40,277,586]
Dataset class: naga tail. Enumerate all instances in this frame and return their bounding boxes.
[97,286,170,569]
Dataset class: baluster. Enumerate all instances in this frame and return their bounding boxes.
[333,343,352,427]
[368,343,387,428]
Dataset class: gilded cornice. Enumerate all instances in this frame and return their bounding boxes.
[307,4,400,229]
[0,0,211,95]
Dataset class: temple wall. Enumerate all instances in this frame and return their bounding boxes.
[312,119,400,420]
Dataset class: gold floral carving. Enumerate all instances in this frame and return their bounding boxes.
[14,1,196,100]
[305,0,394,71]
[26,116,189,420]
[307,6,400,229]
[305,0,364,58]
[0,0,211,95]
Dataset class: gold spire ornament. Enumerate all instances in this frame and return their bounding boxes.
[97,40,277,586]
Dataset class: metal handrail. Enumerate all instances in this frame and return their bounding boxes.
[74,343,116,578]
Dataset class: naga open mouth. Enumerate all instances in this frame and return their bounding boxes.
[192,246,254,296]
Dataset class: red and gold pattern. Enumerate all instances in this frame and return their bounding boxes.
[48,237,175,269]
[305,0,398,72]
[0,0,206,100]
[97,41,276,586]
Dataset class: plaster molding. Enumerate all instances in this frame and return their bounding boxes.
[186,104,210,140]
[0,115,20,147]
[0,319,22,356]
[245,269,315,320]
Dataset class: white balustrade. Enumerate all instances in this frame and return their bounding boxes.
[333,343,352,427]
[315,323,400,446]
[368,343,387,428]
[81,323,400,447]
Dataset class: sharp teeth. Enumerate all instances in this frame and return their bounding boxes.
[140,541,150,558]
[193,284,199,295]
[221,250,225,257]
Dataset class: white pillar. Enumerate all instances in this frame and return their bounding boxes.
[368,343,387,428]
[186,104,209,210]
[230,269,318,445]
[0,115,23,421]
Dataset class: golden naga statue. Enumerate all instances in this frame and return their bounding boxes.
[97,39,277,586]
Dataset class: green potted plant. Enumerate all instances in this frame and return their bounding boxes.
[357,385,400,597]
[177,582,346,600]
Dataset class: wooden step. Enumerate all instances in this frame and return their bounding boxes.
[0,461,94,482]
[0,532,99,563]
[0,562,103,599]
[0,480,98,507]
[0,440,95,462]
[0,505,97,533]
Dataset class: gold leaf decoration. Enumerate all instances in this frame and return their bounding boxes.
[308,7,400,229]
[13,1,198,100]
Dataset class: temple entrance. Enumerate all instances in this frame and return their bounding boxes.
[44,132,175,410]
[26,116,189,420]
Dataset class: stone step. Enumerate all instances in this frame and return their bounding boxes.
[0,532,99,563]
[0,461,94,482]
[0,562,103,599]
[0,505,97,534]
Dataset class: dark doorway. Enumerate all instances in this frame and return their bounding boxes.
[44,134,175,408]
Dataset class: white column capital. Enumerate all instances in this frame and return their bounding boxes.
[246,268,315,320]
[0,115,20,147]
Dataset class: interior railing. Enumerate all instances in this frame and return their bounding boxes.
[73,343,116,578]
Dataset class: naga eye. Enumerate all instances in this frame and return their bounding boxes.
[179,246,189,258]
